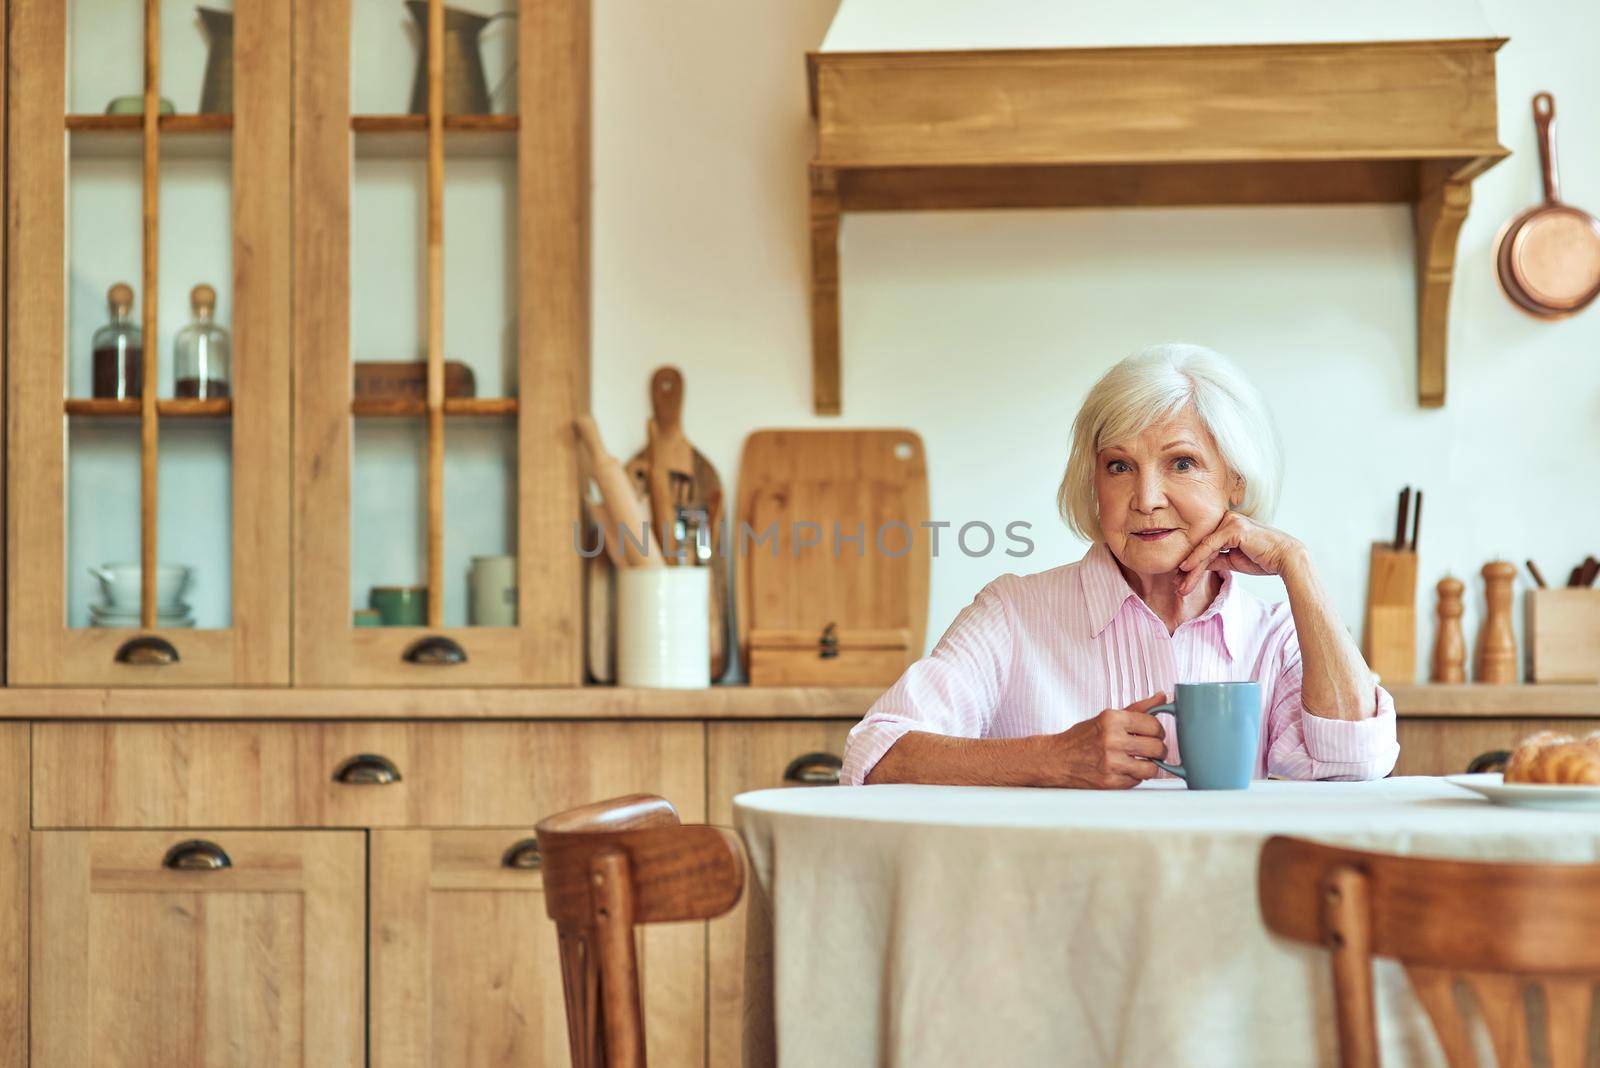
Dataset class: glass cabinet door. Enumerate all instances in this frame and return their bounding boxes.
[7,0,291,685]
[292,0,585,685]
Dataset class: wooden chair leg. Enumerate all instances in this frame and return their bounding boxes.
[592,848,645,1068]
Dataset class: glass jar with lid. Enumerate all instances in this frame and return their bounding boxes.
[173,283,231,399]
[91,282,142,400]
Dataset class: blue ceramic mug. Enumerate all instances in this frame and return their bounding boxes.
[1146,682,1262,790]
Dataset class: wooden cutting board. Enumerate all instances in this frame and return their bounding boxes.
[736,430,929,686]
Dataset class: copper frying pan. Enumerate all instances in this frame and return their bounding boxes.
[1495,92,1600,319]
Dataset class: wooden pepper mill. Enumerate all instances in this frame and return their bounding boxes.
[1431,575,1466,683]
[1474,560,1518,684]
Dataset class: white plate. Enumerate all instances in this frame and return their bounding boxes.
[1446,773,1600,811]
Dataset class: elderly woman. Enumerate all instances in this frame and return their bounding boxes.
[843,344,1399,788]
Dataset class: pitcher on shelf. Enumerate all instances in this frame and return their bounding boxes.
[405,2,516,116]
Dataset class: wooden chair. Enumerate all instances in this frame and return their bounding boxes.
[536,794,745,1068]
[1259,835,1600,1068]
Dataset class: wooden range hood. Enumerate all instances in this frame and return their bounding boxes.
[805,36,1509,414]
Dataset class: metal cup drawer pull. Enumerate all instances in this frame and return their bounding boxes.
[402,635,468,665]
[783,752,843,786]
[163,839,232,871]
[501,838,542,870]
[114,635,181,665]
[332,753,403,785]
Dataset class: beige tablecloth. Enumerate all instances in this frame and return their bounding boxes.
[733,779,1600,1068]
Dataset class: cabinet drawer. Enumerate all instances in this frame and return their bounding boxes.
[33,721,705,828]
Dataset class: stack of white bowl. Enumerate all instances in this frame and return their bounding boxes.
[88,564,195,628]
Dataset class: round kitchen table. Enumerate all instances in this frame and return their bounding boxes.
[732,778,1600,1068]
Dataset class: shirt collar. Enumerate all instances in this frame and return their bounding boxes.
[1079,541,1241,661]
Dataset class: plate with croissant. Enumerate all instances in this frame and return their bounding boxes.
[1447,731,1600,810]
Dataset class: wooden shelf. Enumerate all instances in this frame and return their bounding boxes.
[1387,684,1600,718]
[351,115,519,159]
[67,114,234,160]
[350,397,519,418]
[65,398,233,419]
[351,114,519,133]
[66,113,234,132]
[805,38,1510,414]
[0,683,1589,722]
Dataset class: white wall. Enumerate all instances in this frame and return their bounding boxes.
[590,0,1600,682]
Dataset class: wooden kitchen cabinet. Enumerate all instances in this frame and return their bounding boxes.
[25,718,710,1066]
[7,0,292,685]
[31,829,366,1067]
[706,720,853,1068]
[362,721,708,1066]
[6,0,589,689]
[291,0,587,686]
[370,829,706,1067]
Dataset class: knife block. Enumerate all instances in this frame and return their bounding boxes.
[1526,588,1600,683]
[1362,542,1418,685]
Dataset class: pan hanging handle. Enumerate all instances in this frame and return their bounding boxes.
[1533,92,1560,204]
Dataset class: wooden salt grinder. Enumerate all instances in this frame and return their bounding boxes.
[1430,576,1466,683]
[1474,560,1518,684]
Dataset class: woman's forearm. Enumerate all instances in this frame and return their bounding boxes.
[866,731,1052,786]
[1280,549,1377,721]
[865,704,1169,789]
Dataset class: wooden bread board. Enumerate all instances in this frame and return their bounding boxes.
[736,429,929,686]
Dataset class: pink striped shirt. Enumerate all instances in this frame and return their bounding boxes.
[842,542,1400,787]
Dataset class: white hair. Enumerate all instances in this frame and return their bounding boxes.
[1058,344,1283,543]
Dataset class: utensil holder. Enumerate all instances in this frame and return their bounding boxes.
[617,567,710,689]
[1526,588,1600,683]
[1362,542,1417,685]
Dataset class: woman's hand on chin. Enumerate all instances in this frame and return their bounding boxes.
[1175,512,1307,596]
[1042,693,1170,789]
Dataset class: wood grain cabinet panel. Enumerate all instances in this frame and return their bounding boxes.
[0,726,25,1068]
[370,829,705,1067]
[705,721,854,1068]
[33,721,704,828]
[1396,718,1600,776]
[30,830,364,1067]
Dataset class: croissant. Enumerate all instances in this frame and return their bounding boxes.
[1505,742,1600,785]
[1504,732,1575,782]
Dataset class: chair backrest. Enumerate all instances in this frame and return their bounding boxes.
[536,794,745,1068]
[1258,835,1600,1068]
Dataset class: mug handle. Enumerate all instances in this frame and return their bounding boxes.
[1144,701,1185,779]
